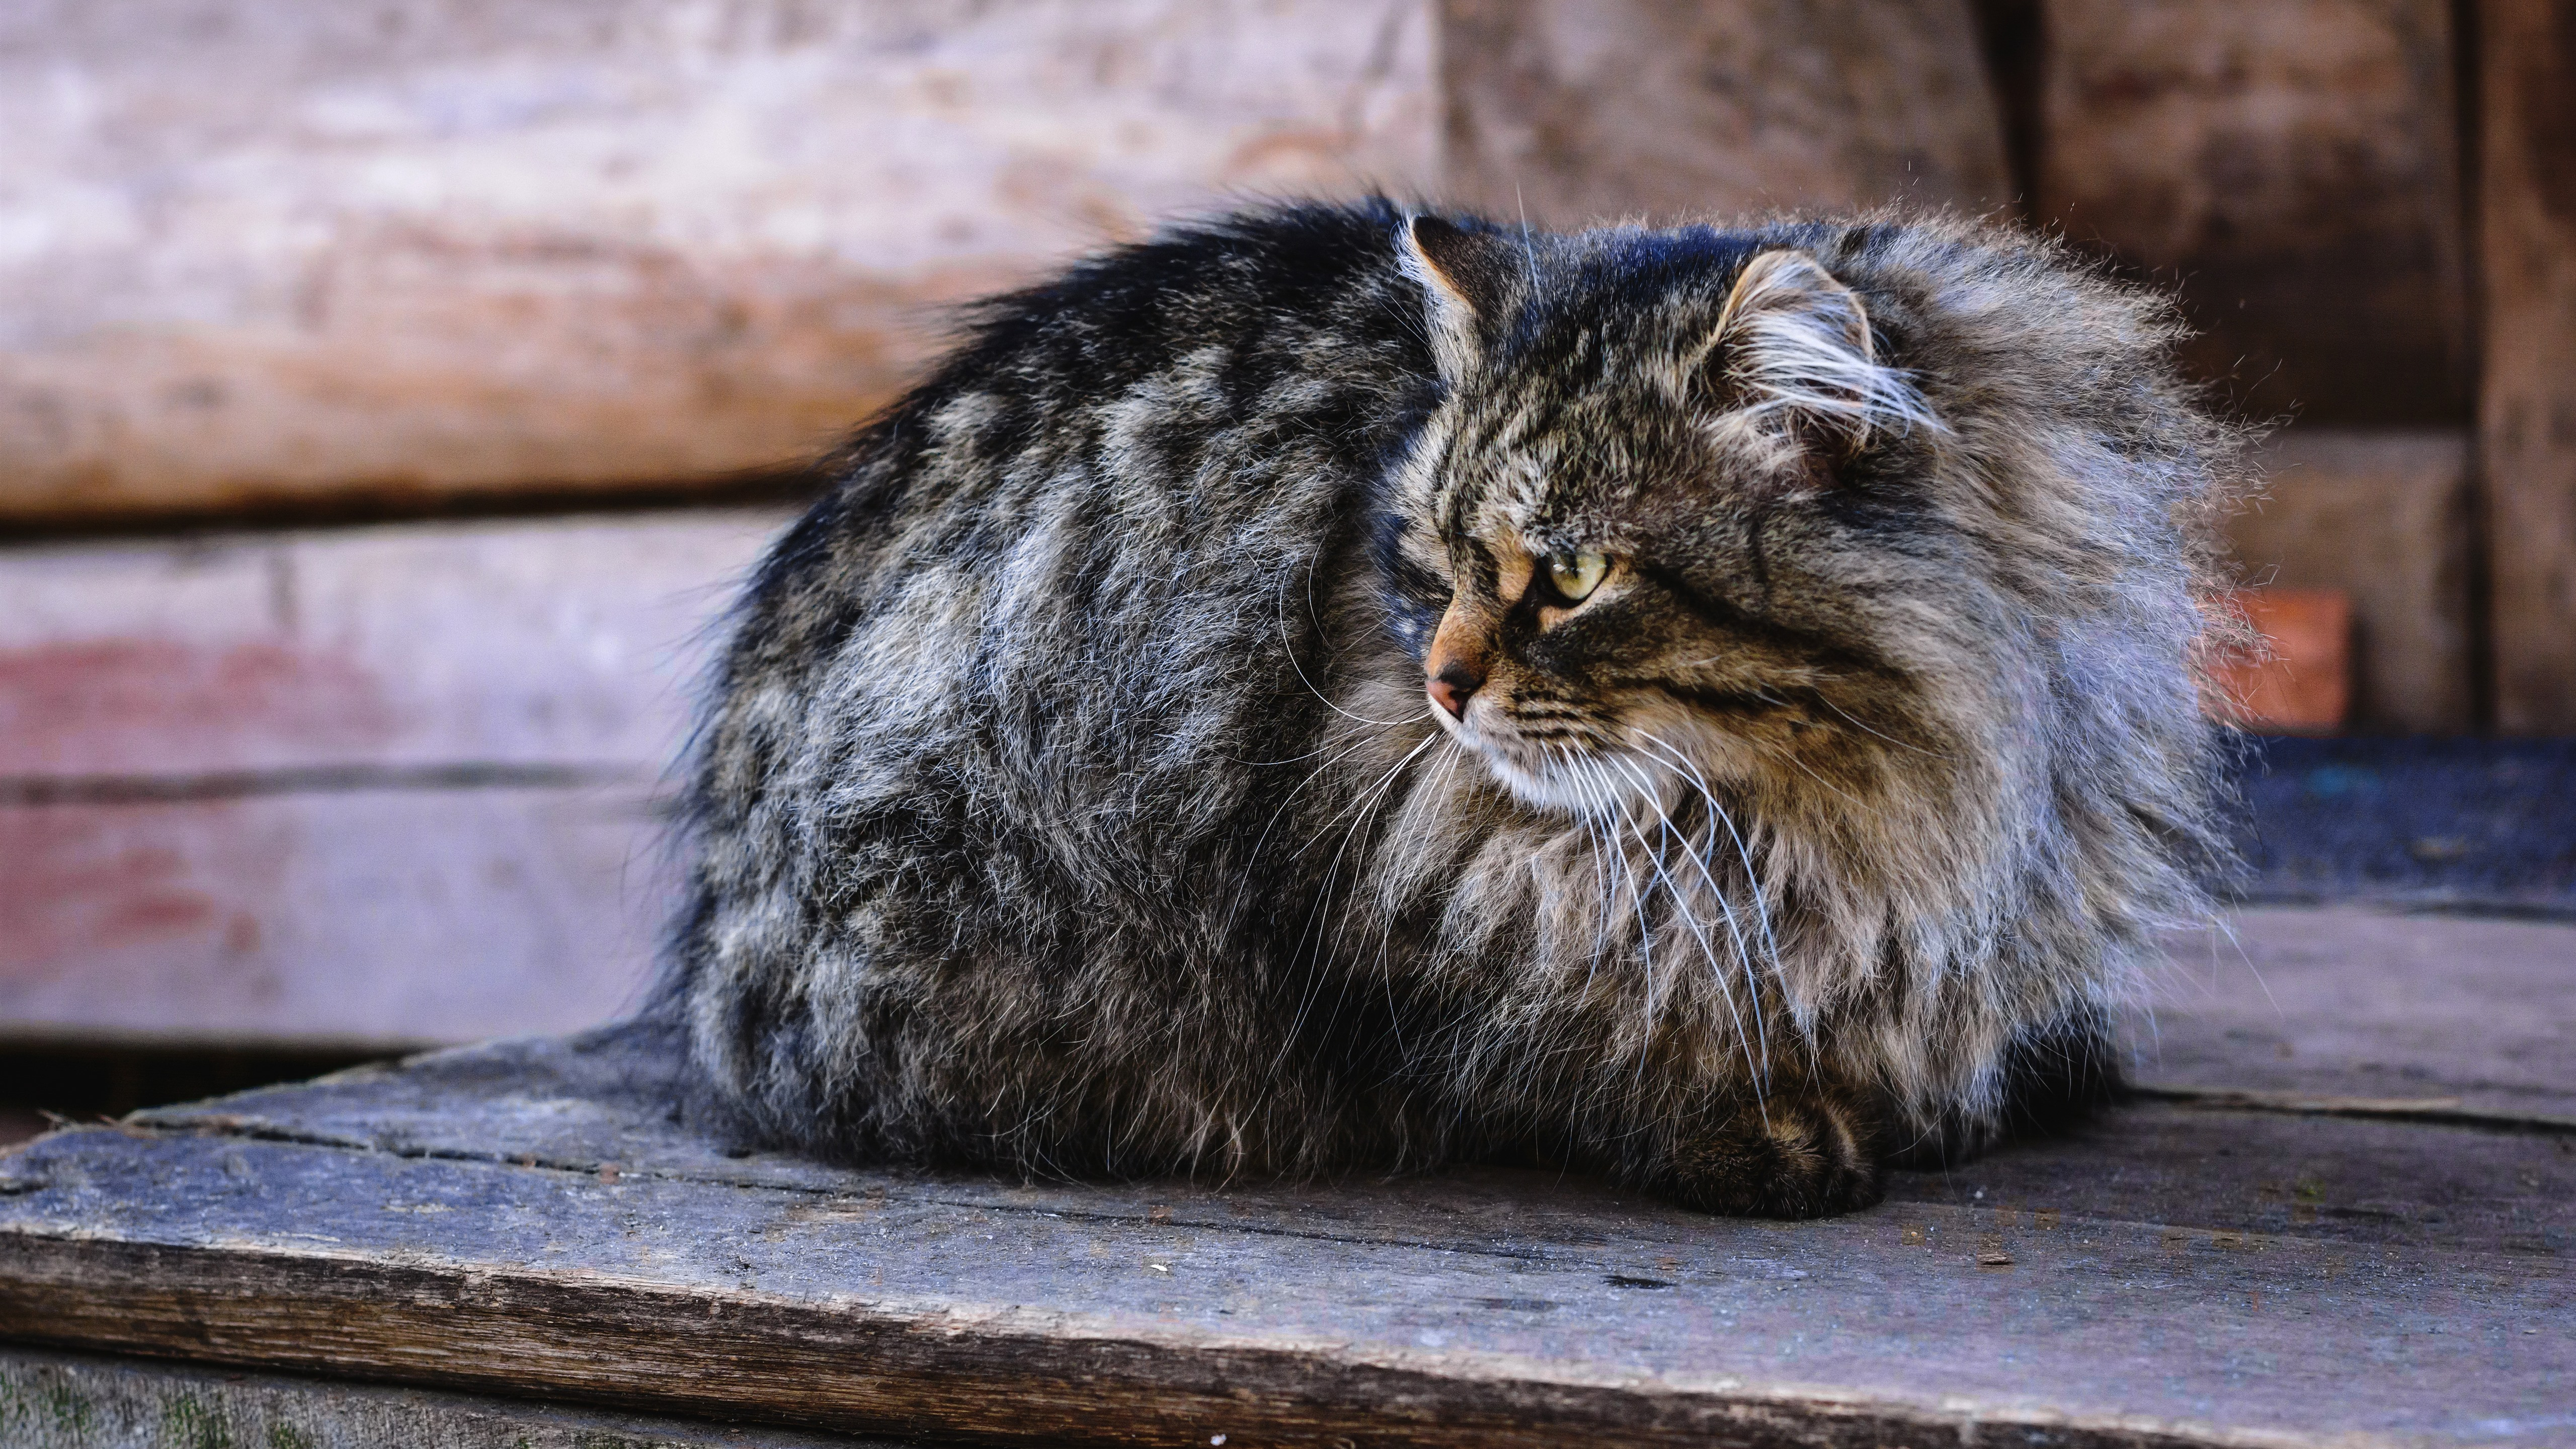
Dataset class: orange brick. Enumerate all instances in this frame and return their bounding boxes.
[2207,589,2354,734]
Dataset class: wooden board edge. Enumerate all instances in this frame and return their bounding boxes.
[0,1232,2328,1449]
[0,1344,905,1448]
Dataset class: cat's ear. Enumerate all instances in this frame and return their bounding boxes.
[1699,249,1934,454]
[1400,215,1517,381]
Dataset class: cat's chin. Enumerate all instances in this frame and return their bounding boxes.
[1474,752,1608,816]
[1436,713,1651,821]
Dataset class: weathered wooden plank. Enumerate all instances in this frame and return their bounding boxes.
[0,510,773,1045]
[2037,1,2469,424]
[0,510,784,778]
[2225,429,2473,733]
[1440,0,2011,225]
[132,1005,2576,1258]
[2,1009,2566,1448]
[2145,907,2576,1121]
[2478,3,2576,732]
[0,0,1436,522]
[0,1347,905,1448]
[0,783,673,1044]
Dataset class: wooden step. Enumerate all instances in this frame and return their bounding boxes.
[0,1347,900,1449]
[1,908,2566,1447]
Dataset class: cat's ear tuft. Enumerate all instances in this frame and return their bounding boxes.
[1400,215,1517,381]
[1700,249,1936,455]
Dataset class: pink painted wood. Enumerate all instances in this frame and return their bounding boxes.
[0,511,783,1043]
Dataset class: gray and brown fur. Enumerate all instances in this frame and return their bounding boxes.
[663,202,2239,1217]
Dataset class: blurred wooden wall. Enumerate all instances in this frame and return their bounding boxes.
[2025,0,2480,734]
[0,0,1441,522]
[1,0,2566,1049]
[2479,2,2576,733]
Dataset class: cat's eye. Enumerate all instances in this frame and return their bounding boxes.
[1545,549,1609,603]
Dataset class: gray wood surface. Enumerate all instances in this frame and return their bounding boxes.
[0,784,672,1045]
[2144,907,2576,1122]
[1,906,2568,1448]
[0,1347,903,1448]
[0,510,783,779]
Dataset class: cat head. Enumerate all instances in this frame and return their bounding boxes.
[1380,212,2222,889]
[1386,215,1960,819]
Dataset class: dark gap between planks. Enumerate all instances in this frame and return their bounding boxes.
[0,1039,418,1143]
[0,462,830,549]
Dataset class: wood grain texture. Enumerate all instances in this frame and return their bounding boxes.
[2478,3,2576,732]
[0,0,1436,522]
[2146,908,2576,1123]
[0,993,2567,1448]
[0,902,2565,1443]
[2226,430,2472,733]
[1440,0,2012,225]
[2038,1,2469,425]
[0,510,785,777]
[0,1347,905,1448]
[0,784,673,1044]
[0,511,784,1044]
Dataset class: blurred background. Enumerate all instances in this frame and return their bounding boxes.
[3,1,2570,1135]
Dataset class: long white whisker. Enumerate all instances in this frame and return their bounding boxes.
[1275,557,1413,728]
[1300,732,1441,861]
[1812,692,1954,759]
[1632,737,1796,1081]
[1610,752,1768,1068]
[1271,732,1442,1074]
[1636,731,1789,1011]
[1379,740,1469,1063]
[1603,754,1768,1102]
[1218,725,1408,944]
[1552,743,1620,981]
[1580,760,1658,1100]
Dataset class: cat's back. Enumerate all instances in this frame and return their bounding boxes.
[717,201,1437,683]
[672,202,1461,1160]
[697,201,1451,893]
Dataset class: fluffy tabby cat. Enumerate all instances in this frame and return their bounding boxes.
[663,201,2237,1217]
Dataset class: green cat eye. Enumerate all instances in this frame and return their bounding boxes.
[1546,549,1609,603]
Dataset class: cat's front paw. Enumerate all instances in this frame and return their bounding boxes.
[1669,1091,1885,1219]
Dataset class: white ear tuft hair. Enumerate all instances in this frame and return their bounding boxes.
[1400,215,1515,382]
[1708,249,1940,449]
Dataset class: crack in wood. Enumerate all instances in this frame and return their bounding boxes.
[2131,1084,2576,1135]
[87,1118,1625,1267]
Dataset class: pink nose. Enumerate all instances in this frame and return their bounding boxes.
[1427,660,1484,719]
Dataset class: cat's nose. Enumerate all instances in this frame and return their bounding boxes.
[1427,659,1484,719]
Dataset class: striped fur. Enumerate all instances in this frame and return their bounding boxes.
[662,202,2240,1217]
